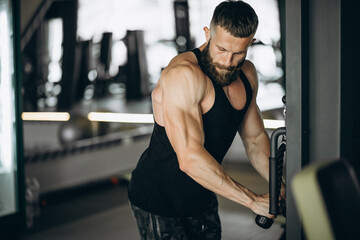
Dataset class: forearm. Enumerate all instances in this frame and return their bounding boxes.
[243,130,270,182]
[180,148,257,209]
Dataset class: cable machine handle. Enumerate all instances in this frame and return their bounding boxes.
[255,127,286,229]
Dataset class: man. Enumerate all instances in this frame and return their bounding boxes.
[128,1,277,239]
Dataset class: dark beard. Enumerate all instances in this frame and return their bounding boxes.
[200,42,245,87]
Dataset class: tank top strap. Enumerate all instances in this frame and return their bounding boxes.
[190,48,202,62]
[191,48,253,108]
[239,70,253,107]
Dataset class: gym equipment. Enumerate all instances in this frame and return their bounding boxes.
[174,0,195,53]
[73,40,96,102]
[58,115,93,145]
[58,115,109,145]
[100,32,113,74]
[292,159,360,240]
[255,127,286,229]
[124,30,150,100]
[255,96,286,229]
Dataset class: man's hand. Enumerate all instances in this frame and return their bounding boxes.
[279,182,286,215]
[250,193,274,218]
[280,182,286,200]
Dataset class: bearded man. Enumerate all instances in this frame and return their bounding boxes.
[128,1,277,239]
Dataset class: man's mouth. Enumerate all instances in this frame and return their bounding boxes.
[214,64,231,73]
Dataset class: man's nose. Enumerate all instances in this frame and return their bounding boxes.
[221,53,233,67]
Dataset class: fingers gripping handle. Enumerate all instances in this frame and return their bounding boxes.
[255,215,274,229]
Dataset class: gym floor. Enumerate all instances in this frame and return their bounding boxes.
[18,161,285,240]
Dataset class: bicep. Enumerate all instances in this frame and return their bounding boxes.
[238,61,267,141]
[238,100,265,140]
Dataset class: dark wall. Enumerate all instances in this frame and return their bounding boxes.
[285,0,346,239]
[340,1,360,177]
[307,0,341,163]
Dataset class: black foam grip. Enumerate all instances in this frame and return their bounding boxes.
[255,215,274,229]
[255,128,286,229]
[269,156,278,214]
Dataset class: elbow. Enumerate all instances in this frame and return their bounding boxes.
[177,149,198,174]
[178,155,192,173]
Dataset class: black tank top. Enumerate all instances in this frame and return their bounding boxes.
[128,48,253,217]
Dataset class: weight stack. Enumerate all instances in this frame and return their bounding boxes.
[174,0,194,53]
[124,30,150,100]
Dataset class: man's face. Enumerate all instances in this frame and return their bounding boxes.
[201,26,254,87]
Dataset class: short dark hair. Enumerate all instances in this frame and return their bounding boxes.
[210,0,258,38]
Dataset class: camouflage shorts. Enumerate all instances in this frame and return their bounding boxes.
[130,201,221,240]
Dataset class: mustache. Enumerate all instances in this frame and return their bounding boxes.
[212,59,245,72]
[212,63,237,71]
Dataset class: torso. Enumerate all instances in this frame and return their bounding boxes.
[128,47,255,217]
[152,48,253,126]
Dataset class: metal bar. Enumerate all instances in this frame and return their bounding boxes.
[269,127,286,215]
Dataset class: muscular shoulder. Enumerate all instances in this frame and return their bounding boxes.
[162,51,204,83]
[159,52,208,103]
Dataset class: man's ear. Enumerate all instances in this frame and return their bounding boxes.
[204,27,210,42]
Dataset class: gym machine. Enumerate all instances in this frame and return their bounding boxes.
[256,96,286,229]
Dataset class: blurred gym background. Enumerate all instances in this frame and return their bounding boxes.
[4,0,359,239]
[1,1,286,238]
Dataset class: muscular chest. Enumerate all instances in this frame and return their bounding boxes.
[201,78,247,114]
